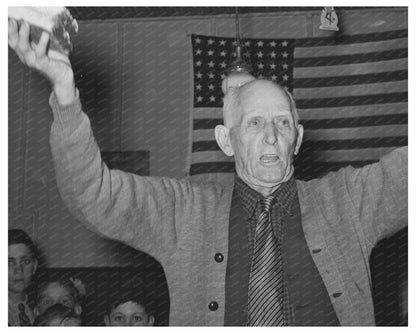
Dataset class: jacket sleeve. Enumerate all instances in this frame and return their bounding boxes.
[48,91,193,261]
[344,146,408,246]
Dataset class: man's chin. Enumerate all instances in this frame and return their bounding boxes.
[256,167,286,183]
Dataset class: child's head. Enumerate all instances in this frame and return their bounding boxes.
[35,277,82,316]
[33,303,81,326]
[104,289,154,326]
[8,229,38,295]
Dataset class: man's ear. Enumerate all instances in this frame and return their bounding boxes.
[294,124,304,156]
[104,315,110,326]
[74,304,82,316]
[148,315,155,326]
[215,125,234,157]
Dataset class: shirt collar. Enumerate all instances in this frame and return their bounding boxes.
[235,174,297,219]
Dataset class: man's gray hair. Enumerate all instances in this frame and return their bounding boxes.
[222,79,301,127]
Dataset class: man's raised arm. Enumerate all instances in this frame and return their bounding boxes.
[8,19,189,261]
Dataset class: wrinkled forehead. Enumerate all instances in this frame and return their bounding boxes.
[241,81,290,107]
[224,80,292,125]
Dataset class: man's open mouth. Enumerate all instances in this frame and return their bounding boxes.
[260,154,279,164]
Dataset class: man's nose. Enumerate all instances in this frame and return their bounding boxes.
[263,123,277,145]
[13,263,24,275]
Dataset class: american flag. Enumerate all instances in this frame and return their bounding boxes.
[188,30,407,184]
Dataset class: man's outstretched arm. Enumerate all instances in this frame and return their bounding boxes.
[8,19,189,260]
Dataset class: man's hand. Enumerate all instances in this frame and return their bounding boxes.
[8,19,76,106]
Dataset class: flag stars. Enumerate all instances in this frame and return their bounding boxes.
[220,61,227,68]
[208,61,215,68]
[258,74,264,79]
[208,72,215,79]
[207,50,214,56]
[209,96,216,102]
[244,41,251,46]
[257,40,264,47]
[196,72,203,79]
[282,63,289,69]
[256,51,264,58]
[220,73,226,79]
[195,49,202,55]
[257,63,264,69]
[196,84,202,90]
[208,84,215,90]
[282,74,289,81]
[196,96,203,102]
[269,41,277,47]
[195,60,202,67]
[281,40,288,47]
[282,51,289,58]
[219,40,227,46]
[220,50,227,57]
[271,75,277,81]
[207,38,214,45]
[244,51,250,58]
[269,51,276,58]
[270,63,276,69]
[195,37,201,44]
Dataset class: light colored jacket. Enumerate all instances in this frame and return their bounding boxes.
[49,92,407,326]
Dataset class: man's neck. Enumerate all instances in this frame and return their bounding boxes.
[251,183,281,197]
[239,168,294,197]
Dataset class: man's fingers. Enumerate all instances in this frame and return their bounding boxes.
[8,19,19,49]
[17,21,31,53]
[34,32,50,58]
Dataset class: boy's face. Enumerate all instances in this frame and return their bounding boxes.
[36,282,81,315]
[8,243,37,294]
[105,301,155,326]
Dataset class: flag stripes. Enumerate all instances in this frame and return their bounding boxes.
[189,29,407,182]
[293,70,407,88]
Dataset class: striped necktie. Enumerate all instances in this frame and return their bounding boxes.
[248,195,285,326]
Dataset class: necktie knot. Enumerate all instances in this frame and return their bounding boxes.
[260,195,276,213]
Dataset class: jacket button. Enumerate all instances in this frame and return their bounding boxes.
[214,252,224,263]
[208,301,219,311]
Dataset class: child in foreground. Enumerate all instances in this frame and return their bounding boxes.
[35,276,84,316]
[104,288,155,326]
[33,303,81,326]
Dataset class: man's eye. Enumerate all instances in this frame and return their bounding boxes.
[248,119,261,127]
[114,316,125,322]
[133,315,143,322]
[278,118,290,127]
[22,259,32,266]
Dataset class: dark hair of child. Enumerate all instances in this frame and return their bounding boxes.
[106,287,152,316]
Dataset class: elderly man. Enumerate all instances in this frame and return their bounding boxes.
[8,21,407,326]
